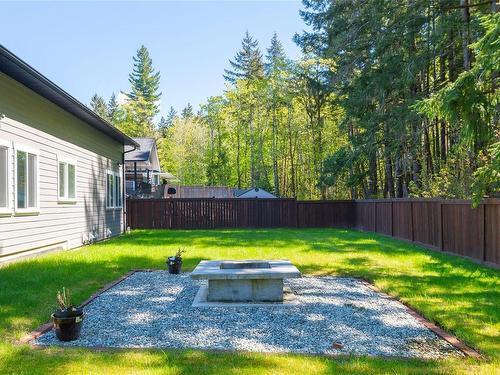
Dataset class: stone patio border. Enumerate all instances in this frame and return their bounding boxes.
[18,269,483,359]
[17,269,145,344]
[360,279,482,359]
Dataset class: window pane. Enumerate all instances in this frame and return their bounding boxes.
[59,162,66,198]
[0,147,7,208]
[28,153,37,208]
[107,173,114,207]
[118,176,122,207]
[17,151,26,209]
[106,174,110,207]
[115,175,121,207]
[68,164,75,199]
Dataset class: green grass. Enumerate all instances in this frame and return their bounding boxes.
[0,228,498,374]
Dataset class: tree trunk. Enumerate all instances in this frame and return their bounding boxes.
[384,154,395,198]
[249,108,255,187]
[286,103,296,198]
[424,122,434,175]
[271,105,279,196]
[395,153,405,198]
[461,0,472,71]
[367,143,378,198]
[236,125,241,189]
[434,119,440,164]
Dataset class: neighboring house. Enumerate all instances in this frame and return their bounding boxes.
[161,186,277,199]
[234,188,277,199]
[124,137,175,196]
[164,185,235,198]
[0,45,138,260]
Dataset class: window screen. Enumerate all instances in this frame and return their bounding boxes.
[0,147,7,208]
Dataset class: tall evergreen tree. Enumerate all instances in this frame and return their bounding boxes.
[158,116,168,137]
[108,92,118,122]
[296,0,497,200]
[90,94,110,121]
[265,33,288,196]
[265,32,287,77]
[181,103,194,119]
[224,31,264,83]
[165,106,177,127]
[127,45,161,132]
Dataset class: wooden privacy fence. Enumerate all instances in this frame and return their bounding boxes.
[126,198,500,266]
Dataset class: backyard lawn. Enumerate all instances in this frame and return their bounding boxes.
[0,228,498,374]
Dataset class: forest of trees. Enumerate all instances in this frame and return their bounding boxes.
[90,0,499,202]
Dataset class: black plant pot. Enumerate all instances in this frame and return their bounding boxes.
[167,256,182,274]
[51,311,84,341]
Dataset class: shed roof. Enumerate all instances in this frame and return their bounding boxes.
[125,138,156,162]
[234,187,277,198]
[0,44,138,147]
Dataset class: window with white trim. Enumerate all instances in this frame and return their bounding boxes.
[58,157,77,202]
[106,170,122,209]
[0,142,9,211]
[115,173,122,208]
[15,146,38,212]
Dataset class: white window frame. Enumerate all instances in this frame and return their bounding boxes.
[106,169,123,210]
[14,143,39,215]
[115,171,123,209]
[0,139,12,215]
[57,155,77,203]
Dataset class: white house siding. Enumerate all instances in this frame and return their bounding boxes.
[0,73,124,257]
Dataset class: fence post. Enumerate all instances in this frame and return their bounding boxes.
[295,200,299,228]
[483,203,486,262]
[410,201,414,242]
[172,200,176,229]
[439,201,444,251]
[390,200,394,236]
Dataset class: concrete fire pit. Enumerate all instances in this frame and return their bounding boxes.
[190,260,301,302]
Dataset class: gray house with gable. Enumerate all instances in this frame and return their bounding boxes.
[0,45,138,261]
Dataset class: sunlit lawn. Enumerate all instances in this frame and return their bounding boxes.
[0,228,498,374]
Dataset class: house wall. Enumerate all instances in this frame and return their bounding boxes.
[0,73,124,258]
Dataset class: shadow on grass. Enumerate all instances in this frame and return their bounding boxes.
[0,345,453,375]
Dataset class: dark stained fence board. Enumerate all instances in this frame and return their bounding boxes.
[375,201,392,235]
[442,203,484,260]
[412,201,441,249]
[126,198,499,266]
[296,201,355,228]
[392,201,413,241]
[355,202,376,232]
[485,203,500,264]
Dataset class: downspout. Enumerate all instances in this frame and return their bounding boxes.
[123,144,138,233]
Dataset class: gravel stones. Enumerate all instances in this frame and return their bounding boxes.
[34,271,462,359]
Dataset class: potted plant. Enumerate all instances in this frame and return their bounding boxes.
[167,248,185,274]
[51,287,84,342]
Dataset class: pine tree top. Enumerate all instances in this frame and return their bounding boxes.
[181,103,194,119]
[224,31,264,83]
[265,32,287,76]
[90,93,110,121]
[127,45,162,103]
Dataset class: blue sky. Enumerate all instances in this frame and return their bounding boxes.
[2,1,304,117]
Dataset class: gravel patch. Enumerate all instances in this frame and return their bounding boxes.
[34,271,463,359]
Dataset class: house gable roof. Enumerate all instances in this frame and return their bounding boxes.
[0,44,138,147]
[125,138,156,162]
[234,187,277,198]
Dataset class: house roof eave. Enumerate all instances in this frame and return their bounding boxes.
[0,44,138,147]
